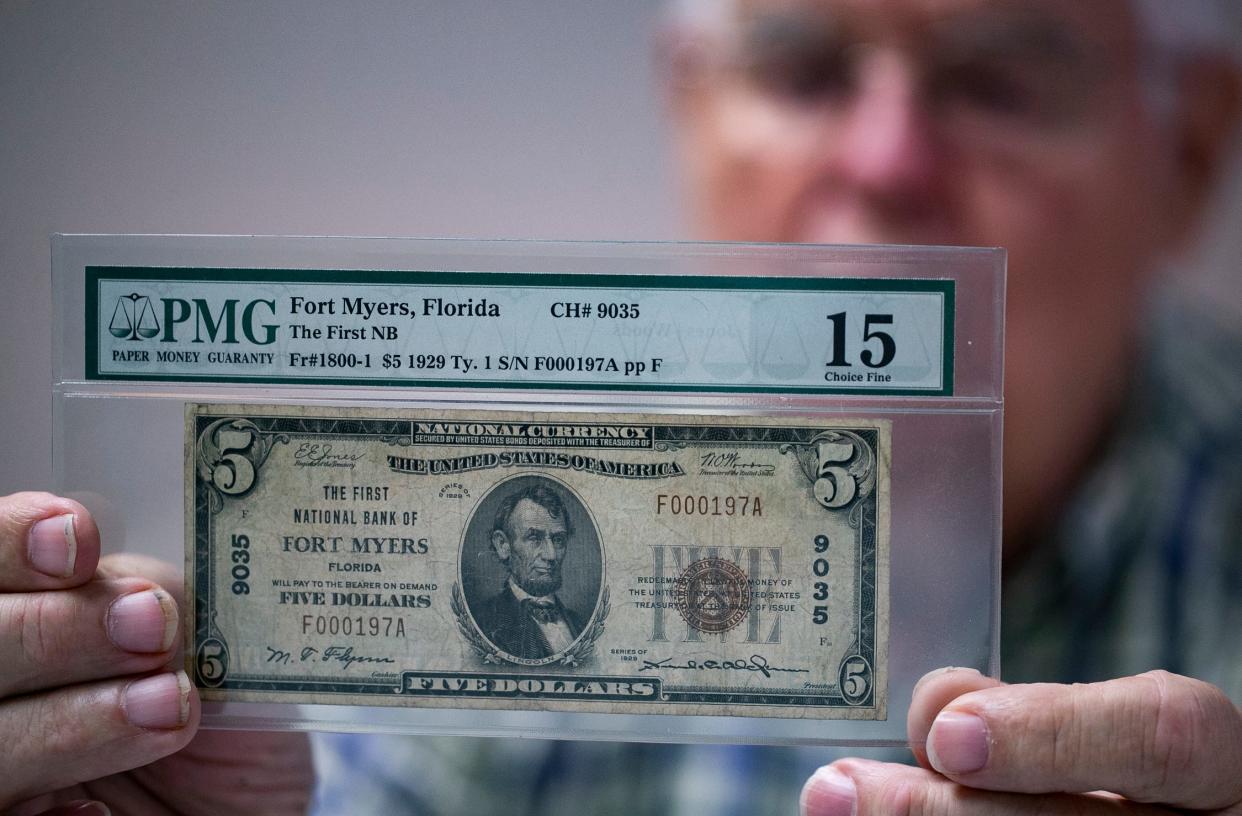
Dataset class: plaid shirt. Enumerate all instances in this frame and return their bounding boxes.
[311,293,1242,815]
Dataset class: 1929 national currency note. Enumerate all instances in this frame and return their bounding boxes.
[187,404,889,720]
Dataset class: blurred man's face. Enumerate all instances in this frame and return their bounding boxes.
[670,0,1202,538]
[676,0,1176,248]
[496,498,569,596]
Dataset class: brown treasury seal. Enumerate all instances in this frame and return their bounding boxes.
[672,558,751,634]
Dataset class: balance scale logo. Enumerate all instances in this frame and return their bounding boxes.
[108,293,160,340]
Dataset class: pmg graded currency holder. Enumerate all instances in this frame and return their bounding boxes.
[52,235,1003,746]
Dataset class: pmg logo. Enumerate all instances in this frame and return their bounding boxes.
[108,293,160,340]
[107,292,277,345]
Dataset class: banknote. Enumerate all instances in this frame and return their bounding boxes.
[186,404,889,720]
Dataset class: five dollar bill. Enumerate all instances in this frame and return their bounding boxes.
[186,404,889,720]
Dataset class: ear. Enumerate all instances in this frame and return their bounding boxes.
[491,529,510,562]
[1164,53,1242,248]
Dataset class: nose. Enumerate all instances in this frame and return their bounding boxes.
[535,538,558,562]
[829,48,942,205]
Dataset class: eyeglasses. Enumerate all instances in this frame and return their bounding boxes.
[706,8,1134,148]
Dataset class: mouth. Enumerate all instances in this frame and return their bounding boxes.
[520,564,562,596]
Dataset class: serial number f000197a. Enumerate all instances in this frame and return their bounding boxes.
[300,614,407,638]
[656,494,763,517]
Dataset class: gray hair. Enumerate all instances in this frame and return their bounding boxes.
[669,0,1239,59]
[667,0,1240,116]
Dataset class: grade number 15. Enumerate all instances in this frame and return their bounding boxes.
[825,312,896,369]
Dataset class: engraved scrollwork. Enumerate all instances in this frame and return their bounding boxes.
[557,586,609,667]
[196,418,289,512]
[780,431,877,517]
[450,583,506,664]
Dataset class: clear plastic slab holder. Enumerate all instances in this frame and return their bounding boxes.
[52,234,1003,746]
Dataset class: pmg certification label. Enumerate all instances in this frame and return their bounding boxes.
[86,268,953,395]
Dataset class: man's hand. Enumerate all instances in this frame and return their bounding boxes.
[0,492,313,815]
[801,666,1242,815]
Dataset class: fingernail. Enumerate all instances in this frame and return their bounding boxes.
[28,514,77,578]
[800,766,856,816]
[107,589,178,653]
[123,671,191,729]
[927,710,990,774]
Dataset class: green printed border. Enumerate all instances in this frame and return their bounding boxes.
[86,266,955,396]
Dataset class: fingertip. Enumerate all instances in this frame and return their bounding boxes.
[3,492,102,586]
[106,587,180,654]
[28,514,80,578]
[35,506,101,584]
[910,666,1001,710]
[907,666,1002,769]
[118,670,202,762]
[913,666,982,695]
[800,765,857,816]
[926,710,991,776]
[122,670,194,731]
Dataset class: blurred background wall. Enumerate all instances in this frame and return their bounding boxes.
[1,0,1239,496]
